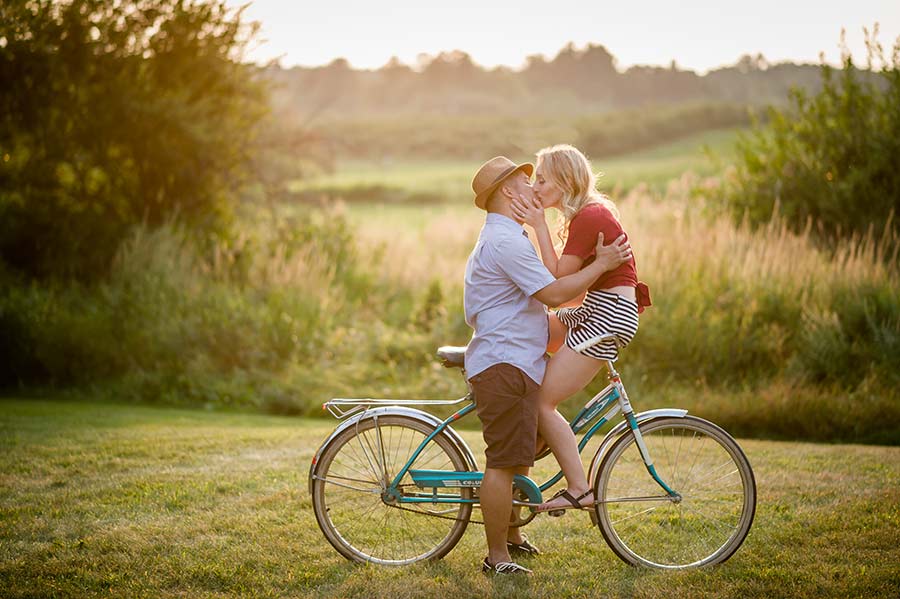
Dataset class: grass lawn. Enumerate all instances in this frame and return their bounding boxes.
[1,398,898,598]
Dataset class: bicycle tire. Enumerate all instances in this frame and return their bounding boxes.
[312,415,473,564]
[594,416,756,569]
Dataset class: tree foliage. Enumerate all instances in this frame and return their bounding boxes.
[263,43,825,121]
[720,29,900,240]
[0,0,268,279]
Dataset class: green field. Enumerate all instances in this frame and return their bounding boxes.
[289,127,742,205]
[595,127,739,191]
[2,399,898,598]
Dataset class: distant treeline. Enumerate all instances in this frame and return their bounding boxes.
[265,44,827,122]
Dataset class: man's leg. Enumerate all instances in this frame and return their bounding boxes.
[481,466,516,565]
[506,465,529,545]
[471,363,539,566]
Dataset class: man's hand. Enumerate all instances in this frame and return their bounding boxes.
[532,232,633,307]
[594,233,632,272]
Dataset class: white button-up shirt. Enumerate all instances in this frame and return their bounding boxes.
[464,213,556,384]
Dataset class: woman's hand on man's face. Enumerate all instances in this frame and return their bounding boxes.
[511,194,546,229]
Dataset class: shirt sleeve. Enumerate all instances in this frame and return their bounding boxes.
[562,205,624,258]
[494,235,556,297]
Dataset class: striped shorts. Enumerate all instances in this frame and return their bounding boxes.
[556,290,639,361]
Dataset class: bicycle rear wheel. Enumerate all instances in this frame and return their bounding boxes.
[594,416,756,569]
[311,415,473,564]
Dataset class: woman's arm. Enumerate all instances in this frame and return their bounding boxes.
[511,194,558,273]
[511,194,585,278]
[533,233,631,307]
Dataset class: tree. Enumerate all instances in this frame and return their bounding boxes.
[524,43,619,104]
[0,0,268,279]
[720,28,900,242]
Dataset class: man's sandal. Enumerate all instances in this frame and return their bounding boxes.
[507,536,540,556]
[537,488,595,517]
[482,558,533,575]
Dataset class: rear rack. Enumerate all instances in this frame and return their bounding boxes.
[323,334,620,419]
[323,397,471,419]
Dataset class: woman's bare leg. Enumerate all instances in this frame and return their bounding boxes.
[546,311,567,354]
[537,346,604,508]
[535,312,569,456]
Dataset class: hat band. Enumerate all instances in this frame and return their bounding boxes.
[486,165,518,190]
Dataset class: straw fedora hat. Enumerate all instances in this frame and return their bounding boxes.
[471,156,534,210]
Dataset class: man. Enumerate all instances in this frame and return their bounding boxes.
[464,156,632,575]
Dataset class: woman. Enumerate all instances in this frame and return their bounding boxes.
[511,144,651,514]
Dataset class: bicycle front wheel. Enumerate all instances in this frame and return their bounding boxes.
[311,415,473,565]
[594,416,756,569]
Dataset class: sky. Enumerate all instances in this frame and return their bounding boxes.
[227,1,900,73]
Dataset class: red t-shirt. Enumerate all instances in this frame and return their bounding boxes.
[562,203,637,291]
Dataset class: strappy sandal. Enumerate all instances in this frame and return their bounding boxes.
[537,488,595,517]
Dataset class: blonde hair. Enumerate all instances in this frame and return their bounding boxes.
[535,144,618,246]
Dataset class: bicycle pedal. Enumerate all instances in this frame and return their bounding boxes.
[548,509,566,517]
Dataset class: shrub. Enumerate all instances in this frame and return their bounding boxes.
[719,28,900,242]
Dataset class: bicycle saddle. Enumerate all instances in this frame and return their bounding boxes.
[437,346,467,368]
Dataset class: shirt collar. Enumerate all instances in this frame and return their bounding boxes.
[485,212,527,237]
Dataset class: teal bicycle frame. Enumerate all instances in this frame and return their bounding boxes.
[312,330,756,569]
[322,357,682,511]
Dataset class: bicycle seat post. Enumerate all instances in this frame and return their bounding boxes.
[604,348,634,418]
[605,360,620,382]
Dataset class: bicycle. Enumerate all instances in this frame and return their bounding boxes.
[309,332,756,569]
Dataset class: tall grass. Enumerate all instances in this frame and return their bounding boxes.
[0,206,469,412]
[622,176,899,388]
[1,185,897,442]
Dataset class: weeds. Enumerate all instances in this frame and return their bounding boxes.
[1,182,897,443]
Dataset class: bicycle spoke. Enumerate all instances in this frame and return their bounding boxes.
[315,474,381,493]
[340,496,388,551]
[596,417,755,569]
[687,465,741,491]
[671,426,686,488]
[359,429,384,487]
[312,417,473,564]
[609,503,663,524]
[346,430,381,485]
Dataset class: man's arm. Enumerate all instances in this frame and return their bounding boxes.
[532,233,631,307]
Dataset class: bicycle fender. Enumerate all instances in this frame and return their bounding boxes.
[586,408,688,486]
[308,407,479,496]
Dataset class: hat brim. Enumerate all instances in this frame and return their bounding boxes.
[474,162,534,209]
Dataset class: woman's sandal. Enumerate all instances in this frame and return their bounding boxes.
[537,488,595,517]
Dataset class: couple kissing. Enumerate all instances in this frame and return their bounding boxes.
[463,144,651,575]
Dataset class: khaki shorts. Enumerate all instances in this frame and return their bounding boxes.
[469,363,539,469]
